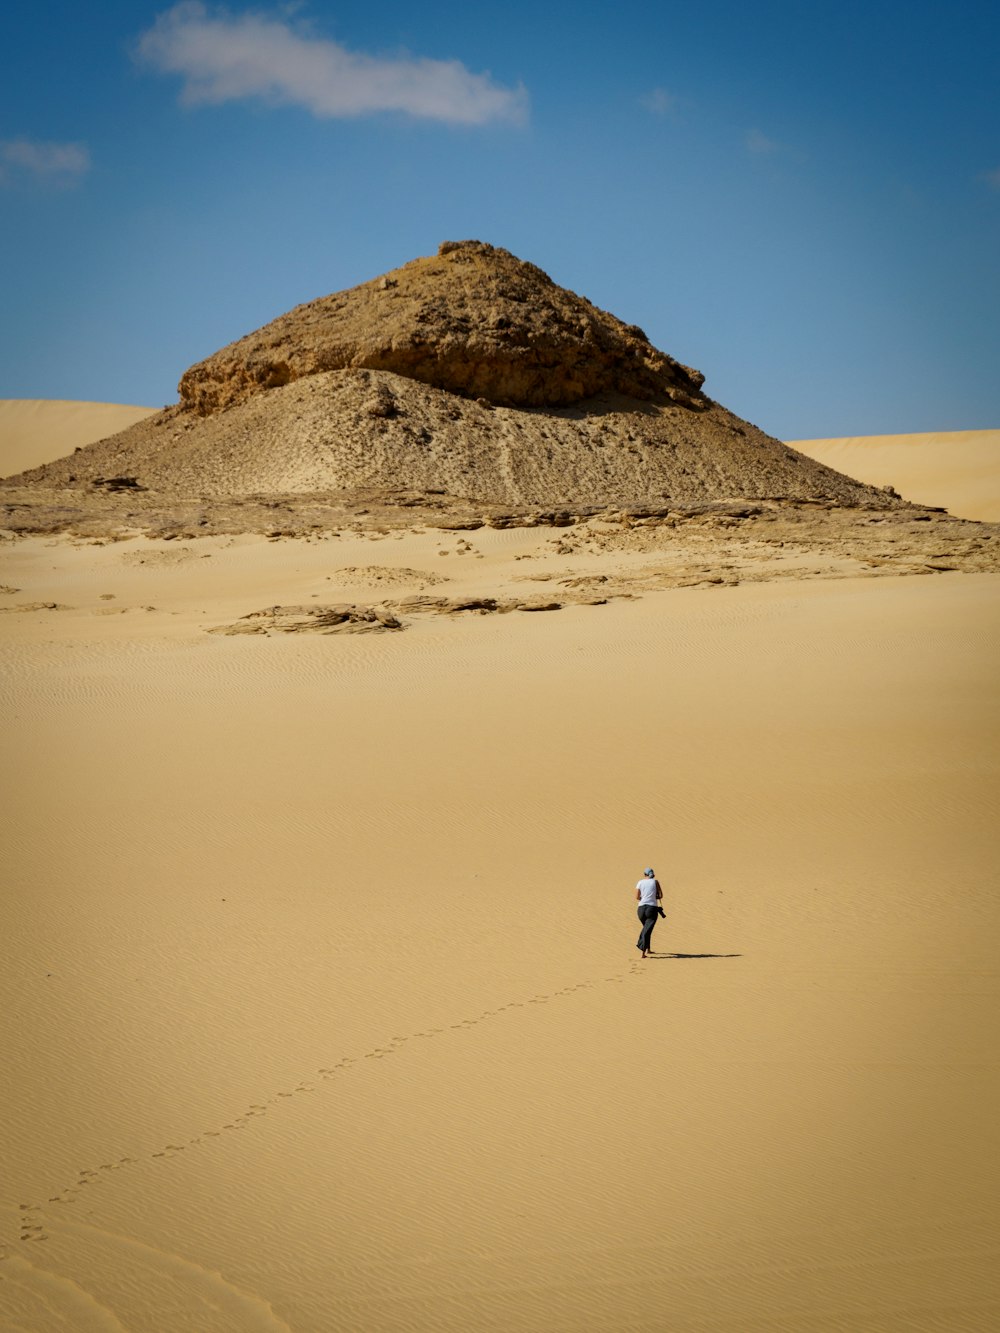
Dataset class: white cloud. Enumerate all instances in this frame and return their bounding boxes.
[641,87,678,116]
[0,138,90,185]
[136,3,528,126]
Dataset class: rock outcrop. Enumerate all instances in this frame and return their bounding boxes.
[10,241,901,511]
[178,240,705,415]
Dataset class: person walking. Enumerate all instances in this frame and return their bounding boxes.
[636,867,663,957]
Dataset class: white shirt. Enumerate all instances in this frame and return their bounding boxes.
[637,877,660,906]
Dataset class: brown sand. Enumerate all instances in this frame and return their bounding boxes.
[2,506,999,1329]
[0,399,156,479]
[790,430,1000,522]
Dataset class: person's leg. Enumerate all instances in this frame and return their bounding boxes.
[642,901,658,954]
[644,905,657,953]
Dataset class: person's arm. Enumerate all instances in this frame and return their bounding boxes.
[636,887,641,901]
[656,879,663,900]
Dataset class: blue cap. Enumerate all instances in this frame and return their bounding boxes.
[644,868,654,877]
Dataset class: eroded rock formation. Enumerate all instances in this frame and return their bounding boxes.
[10,241,899,511]
[177,241,706,415]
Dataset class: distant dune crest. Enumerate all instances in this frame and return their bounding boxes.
[790,430,1000,523]
[0,399,156,480]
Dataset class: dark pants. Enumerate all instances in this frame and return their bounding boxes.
[637,904,659,952]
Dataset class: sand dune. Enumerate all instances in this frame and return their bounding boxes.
[790,429,1000,522]
[2,518,999,1331]
[0,399,156,479]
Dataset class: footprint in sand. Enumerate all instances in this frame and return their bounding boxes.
[22,960,647,1226]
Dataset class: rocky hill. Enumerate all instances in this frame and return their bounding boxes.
[11,242,894,509]
[178,239,707,415]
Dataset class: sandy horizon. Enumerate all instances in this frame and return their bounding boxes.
[789,429,1000,522]
[2,403,998,1330]
[0,399,157,480]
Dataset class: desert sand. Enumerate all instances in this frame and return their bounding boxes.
[2,493,999,1330]
[790,430,1000,523]
[0,400,156,480]
[2,243,998,1327]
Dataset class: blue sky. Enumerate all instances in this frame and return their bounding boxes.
[1,0,997,438]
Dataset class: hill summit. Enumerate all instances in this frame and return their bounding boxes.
[15,242,892,509]
[179,239,707,416]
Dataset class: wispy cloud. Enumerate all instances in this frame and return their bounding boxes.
[744,128,783,157]
[744,127,806,165]
[136,3,528,126]
[641,87,678,116]
[0,138,90,186]
[981,166,1000,191]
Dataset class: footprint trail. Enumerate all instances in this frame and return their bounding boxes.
[10,958,647,1244]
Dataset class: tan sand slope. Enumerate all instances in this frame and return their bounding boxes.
[11,369,887,507]
[790,429,1000,522]
[1,522,998,1332]
[0,399,156,479]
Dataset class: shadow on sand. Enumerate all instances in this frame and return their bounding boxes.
[649,952,742,960]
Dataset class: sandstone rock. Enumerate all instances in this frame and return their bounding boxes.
[176,241,706,416]
[92,476,145,492]
[364,385,399,418]
[213,603,405,635]
[208,621,267,635]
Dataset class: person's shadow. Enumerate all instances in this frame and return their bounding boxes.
[649,952,741,959]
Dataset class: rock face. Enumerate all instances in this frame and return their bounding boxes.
[177,240,706,415]
[11,241,899,510]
